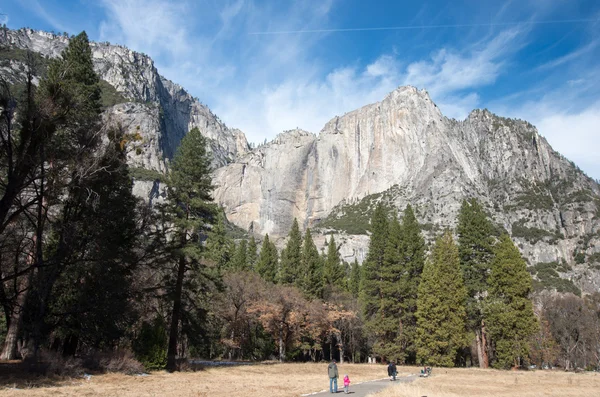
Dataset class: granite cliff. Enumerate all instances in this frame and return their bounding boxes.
[2,28,599,294]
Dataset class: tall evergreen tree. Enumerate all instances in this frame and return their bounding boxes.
[298,228,324,299]
[278,218,302,284]
[256,234,278,283]
[397,204,426,363]
[359,203,389,357]
[323,235,345,296]
[484,234,538,369]
[247,236,258,270]
[2,31,105,359]
[416,231,468,367]
[164,127,216,372]
[348,259,361,297]
[205,212,234,269]
[231,239,249,271]
[375,214,403,361]
[457,198,495,367]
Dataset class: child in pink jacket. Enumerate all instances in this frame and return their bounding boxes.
[343,374,351,394]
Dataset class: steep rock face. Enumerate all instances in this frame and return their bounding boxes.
[213,87,600,293]
[0,28,249,173]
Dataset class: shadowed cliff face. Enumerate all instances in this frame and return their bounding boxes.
[2,27,599,293]
[0,28,249,172]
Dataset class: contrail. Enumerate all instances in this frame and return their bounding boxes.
[249,18,600,35]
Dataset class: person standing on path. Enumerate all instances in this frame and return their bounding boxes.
[387,361,397,381]
[343,374,351,394]
[328,359,339,393]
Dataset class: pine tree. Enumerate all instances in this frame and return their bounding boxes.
[348,259,361,297]
[256,234,278,283]
[323,235,345,296]
[165,127,216,372]
[416,231,468,367]
[298,228,324,299]
[457,198,495,367]
[247,236,258,270]
[359,203,389,330]
[484,234,538,369]
[205,212,234,269]
[397,204,426,363]
[231,239,249,271]
[278,219,302,284]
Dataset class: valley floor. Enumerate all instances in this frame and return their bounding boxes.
[0,362,391,397]
[373,367,600,397]
[1,362,598,397]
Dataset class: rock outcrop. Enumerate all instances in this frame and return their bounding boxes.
[2,27,599,293]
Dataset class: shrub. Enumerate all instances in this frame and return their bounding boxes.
[133,318,168,370]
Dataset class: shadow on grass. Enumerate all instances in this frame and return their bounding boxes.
[0,360,69,389]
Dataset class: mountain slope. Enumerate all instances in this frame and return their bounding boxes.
[2,27,599,294]
[0,27,249,173]
[213,87,600,293]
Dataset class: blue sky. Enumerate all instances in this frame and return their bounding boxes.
[2,0,600,179]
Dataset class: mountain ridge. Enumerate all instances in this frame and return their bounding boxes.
[2,27,599,294]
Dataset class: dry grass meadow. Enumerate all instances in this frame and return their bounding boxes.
[374,366,600,397]
[0,362,396,397]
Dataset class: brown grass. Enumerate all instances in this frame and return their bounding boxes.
[374,366,600,397]
[0,362,396,397]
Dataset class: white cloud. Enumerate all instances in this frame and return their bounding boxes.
[99,0,192,58]
[216,27,525,143]
[535,104,600,180]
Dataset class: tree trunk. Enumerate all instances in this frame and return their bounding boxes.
[0,233,37,360]
[475,330,484,367]
[339,334,345,364]
[481,321,489,368]
[166,254,186,372]
[278,324,284,362]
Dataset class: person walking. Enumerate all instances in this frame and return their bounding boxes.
[343,374,351,394]
[387,360,397,381]
[328,359,339,393]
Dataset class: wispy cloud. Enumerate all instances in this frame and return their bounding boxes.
[19,0,71,33]
[99,0,192,58]
[537,39,599,70]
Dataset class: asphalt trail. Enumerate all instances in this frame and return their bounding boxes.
[304,375,417,397]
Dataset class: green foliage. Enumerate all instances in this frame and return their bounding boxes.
[0,46,50,73]
[316,186,400,235]
[574,251,585,264]
[231,239,250,271]
[348,258,361,297]
[278,219,302,284]
[205,212,234,269]
[360,203,389,324]
[133,318,168,370]
[458,199,495,341]
[247,236,258,269]
[255,234,278,283]
[130,166,166,182]
[485,234,538,369]
[98,79,128,108]
[529,262,581,296]
[511,220,562,244]
[298,228,324,299]
[416,232,468,367]
[323,235,345,294]
[373,205,426,363]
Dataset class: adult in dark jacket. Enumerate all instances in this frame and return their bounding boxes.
[387,361,397,381]
[328,359,339,393]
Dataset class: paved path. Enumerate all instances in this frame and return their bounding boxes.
[303,375,417,397]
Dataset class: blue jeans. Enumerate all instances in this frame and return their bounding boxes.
[330,377,338,393]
